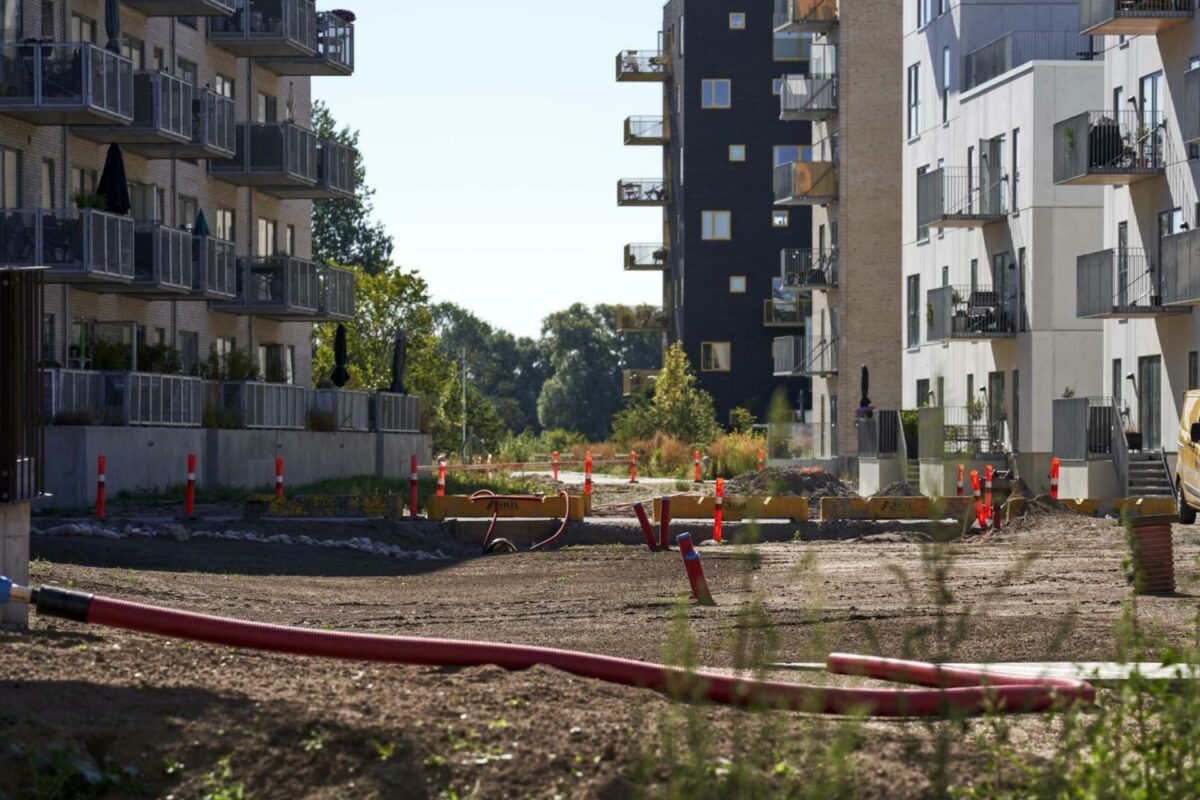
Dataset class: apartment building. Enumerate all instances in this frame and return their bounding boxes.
[901,0,1109,490]
[616,0,810,428]
[0,0,356,388]
[771,0,903,465]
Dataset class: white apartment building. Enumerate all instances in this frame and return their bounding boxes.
[902,0,1107,488]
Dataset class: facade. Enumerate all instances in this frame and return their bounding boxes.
[772,0,904,463]
[901,0,1109,490]
[616,0,810,428]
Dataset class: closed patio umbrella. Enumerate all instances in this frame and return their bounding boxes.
[330,323,350,388]
[96,143,131,216]
[194,210,211,237]
[389,330,407,394]
[105,0,121,53]
[860,365,871,410]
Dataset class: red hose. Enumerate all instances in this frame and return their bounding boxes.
[85,596,1093,716]
[472,490,570,553]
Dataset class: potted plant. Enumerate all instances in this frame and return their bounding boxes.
[73,191,108,211]
[1125,425,1143,452]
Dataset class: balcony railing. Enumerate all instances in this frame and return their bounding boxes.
[773,0,838,33]
[617,178,668,206]
[1054,110,1166,185]
[763,299,809,327]
[208,0,317,57]
[210,121,319,190]
[941,406,1007,455]
[1053,396,1119,459]
[1184,68,1200,145]
[623,369,660,396]
[264,137,356,199]
[130,222,194,294]
[917,167,1008,230]
[768,422,837,460]
[373,392,421,433]
[1077,247,1187,318]
[122,0,235,16]
[213,256,319,318]
[1078,0,1192,36]
[118,88,235,159]
[0,43,134,125]
[780,248,838,290]
[1158,230,1200,310]
[225,381,312,430]
[0,209,135,284]
[780,74,838,121]
[193,236,238,299]
[615,50,670,81]
[314,389,370,431]
[43,369,204,427]
[624,243,669,271]
[964,31,1100,92]
[257,10,355,76]
[773,335,838,376]
[624,115,667,145]
[927,285,1019,341]
[73,71,192,154]
[774,161,837,205]
[857,411,900,458]
[321,263,355,320]
[615,305,669,333]
[1,266,42,504]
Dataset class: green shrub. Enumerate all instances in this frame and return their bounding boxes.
[305,408,337,432]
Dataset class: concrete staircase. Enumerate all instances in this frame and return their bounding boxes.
[1128,454,1174,498]
[905,460,920,486]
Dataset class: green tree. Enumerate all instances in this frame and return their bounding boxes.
[536,305,624,439]
[612,342,720,445]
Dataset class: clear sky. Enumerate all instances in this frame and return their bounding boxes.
[313,0,668,340]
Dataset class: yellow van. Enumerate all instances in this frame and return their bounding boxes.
[1177,390,1200,523]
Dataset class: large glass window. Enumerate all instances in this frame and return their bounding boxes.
[701,342,732,372]
[773,32,808,61]
[0,148,18,209]
[257,217,278,255]
[701,79,731,109]
[907,64,921,138]
[906,274,920,347]
[1,0,21,44]
[216,208,236,242]
[701,210,731,240]
[177,194,198,231]
[69,13,95,43]
[773,145,810,166]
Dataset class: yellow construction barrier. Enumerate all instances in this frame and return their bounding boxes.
[428,494,587,522]
[651,495,809,522]
[247,494,405,519]
[820,496,975,521]
[1058,497,1177,518]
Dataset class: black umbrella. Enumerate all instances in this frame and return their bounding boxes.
[860,365,871,409]
[96,144,131,216]
[331,323,350,388]
[389,330,407,394]
[194,210,211,237]
[104,0,121,54]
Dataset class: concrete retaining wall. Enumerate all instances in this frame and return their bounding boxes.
[857,457,903,497]
[0,502,30,629]
[1058,459,1120,501]
[41,426,433,509]
[919,457,1009,497]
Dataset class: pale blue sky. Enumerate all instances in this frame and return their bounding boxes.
[314,0,667,339]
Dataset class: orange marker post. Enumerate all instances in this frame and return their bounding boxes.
[552,451,559,482]
[714,477,725,544]
[185,453,197,518]
[659,496,672,550]
[970,470,987,529]
[275,457,284,498]
[956,464,964,497]
[984,465,994,522]
[629,451,638,484]
[758,449,766,472]
[437,458,447,497]
[693,450,702,484]
[676,533,715,606]
[585,451,593,497]
[96,455,106,521]
[410,455,420,518]
[1050,457,1061,500]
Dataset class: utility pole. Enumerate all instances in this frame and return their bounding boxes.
[461,347,468,460]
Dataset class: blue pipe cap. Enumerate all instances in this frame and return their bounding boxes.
[0,576,11,605]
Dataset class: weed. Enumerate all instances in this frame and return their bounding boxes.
[201,755,246,800]
[301,725,329,753]
[368,739,400,762]
[5,742,146,799]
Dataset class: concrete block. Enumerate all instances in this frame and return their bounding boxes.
[0,502,30,629]
[429,494,587,522]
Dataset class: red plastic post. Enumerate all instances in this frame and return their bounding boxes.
[758,449,765,472]
[630,451,638,484]
[984,465,994,522]
[185,453,197,517]
[693,450,702,483]
[437,458,447,497]
[1050,457,1061,500]
[275,457,284,498]
[970,470,986,529]
[96,455,106,521]
[714,477,725,544]
[659,496,672,550]
[410,455,420,518]
[676,533,715,606]
[585,451,593,496]
[633,502,657,551]
[956,464,964,497]
[552,451,559,482]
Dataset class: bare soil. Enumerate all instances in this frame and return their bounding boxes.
[726,467,857,501]
[4,491,1200,798]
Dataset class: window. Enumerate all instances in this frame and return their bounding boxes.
[257,217,277,255]
[40,159,53,209]
[257,92,278,123]
[729,276,747,293]
[120,36,144,71]
[1011,128,1020,209]
[773,145,807,166]
[729,12,746,29]
[773,32,807,61]
[41,313,55,362]
[772,210,789,228]
[1012,370,1020,451]
[259,344,294,384]
[179,331,200,375]
[215,337,236,373]
[916,379,931,408]
[215,74,235,99]
[917,0,932,28]
[941,47,950,124]
[216,208,235,242]
[937,376,945,407]
[728,144,746,162]
[1112,359,1124,411]
[179,15,197,29]
[0,0,19,44]
[40,2,52,39]
[177,194,198,231]
[772,78,784,95]
[0,148,18,209]
[941,266,949,286]
[70,13,95,43]
[130,182,162,222]
[176,58,197,86]
[152,47,164,72]
[1190,352,1199,391]
[1192,60,1200,159]
[907,64,921,138]
[285,224,296,256]
[906,275,921,347]
[915,165,928,241]
[701,210,731,240]
[701,342,732,372]
[701,79,731,109]
[967,374,975,408]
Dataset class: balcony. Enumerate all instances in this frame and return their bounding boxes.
[615,50,670,82]
[1157,230,1200,310]
[615,305,669,333]
[780,248,837,290]
[927,285,1019,341]
[1184,68,1200,144]
[257,11,355,77]
[1078,0,1191,36]
[193,236,238,300]
[624,116,667,145]
[126,222,194,295]
[763,298,809,327]
[773,335,838,377]
[1078,248,1188,318]
[263,138,356,199]
[773,161,837,205]
[617,178,668,207]
[0,43,133,125]
[210,121,318,190]
[1054,110,1165,185]
[212,257,354,321]
[623,369,660,396]
[624,243,669,271]
[208,0,316,58]
[0,209,134,285]
[917,167,1008,230]
[98,88,235,160]
[72,71,192,156]
[122,0,234,16]
[964,31,1101,93]
[780,74,837,121]
[773,0,838,33]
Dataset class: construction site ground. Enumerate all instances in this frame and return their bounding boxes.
[4,477,1199,798]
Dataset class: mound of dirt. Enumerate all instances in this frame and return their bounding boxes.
[1023,494,1073,517]
[872,482,922,498]
[726,467,856,501]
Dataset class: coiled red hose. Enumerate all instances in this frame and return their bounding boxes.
[85,596,1094,717]
[472,490,570,553]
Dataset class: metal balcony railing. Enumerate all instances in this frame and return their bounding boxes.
[622,369,660,396]
[615,305,669,333]
[193,236,238,299]
[224,381,312,430]
[773,336,838,376]
[917,167,1008,230]
[122,0,235,16]
[43,369,204,427]
[1077,247,1188,318]
[624,116,667,145]
[0,209,135,283]
[1185,68,1200,145]
[624,243,669,271]
[129,89,236,159]
[73,71,192,153]
[1,266,42,504]
[780,248,838,290]
[941,405,1007,455]
[927,284,1019,341]
[1053,396,1118,459]
[0,43,134,125]
[857,411,900,458]
[314,389,370,431]
[1054,109,1166,185]
[321,264,355,320]
[617,178,668,206]
[131,222,194,294]
[763,298,809,327]
[615,50,670,81]
[210,121,319,189]
[774,161,838,205]
[1158,231,1200,309]
[266,137,356,198]
[773,0,838,32]
[964,31,1100,92]
[255,10,354,76]
[780,74,837,121]
[208,0,318,57]
[214,257,354,320]
[1078,0,1192,36]
[373,392,421,433]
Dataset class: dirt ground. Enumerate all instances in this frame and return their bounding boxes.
[4,490,1200,798]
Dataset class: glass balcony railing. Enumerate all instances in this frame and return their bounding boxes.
[617,178,668,206]
[615,49,670,81]
[773,161,837,205]
[0,43,133,125]
[1078,0,1191,36]
[773,0,838,33]
[74,71,192,153]
[193,236,238,299]
[129,222,194,294]
[1053,109,1166,185]
[615,305,669,333]
[964,31,1100,93]
[763,299,809,327]
[624,115,667,145]
[780,74,837,121]
[208,0,318,57]
[210,121,319,189]
[212,257,354,320]
[122,0,235,16]
[0,209,134,283]
[264,137,356,199]
[256,10,355,76]
[1154,233,1200,312]
[624,243,669,271]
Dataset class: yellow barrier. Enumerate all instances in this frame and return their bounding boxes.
[651,495,809,522]
[820,496,975,521]
[428,494,587,522]
[247,494,405,519]
[1058,498,1177,518]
